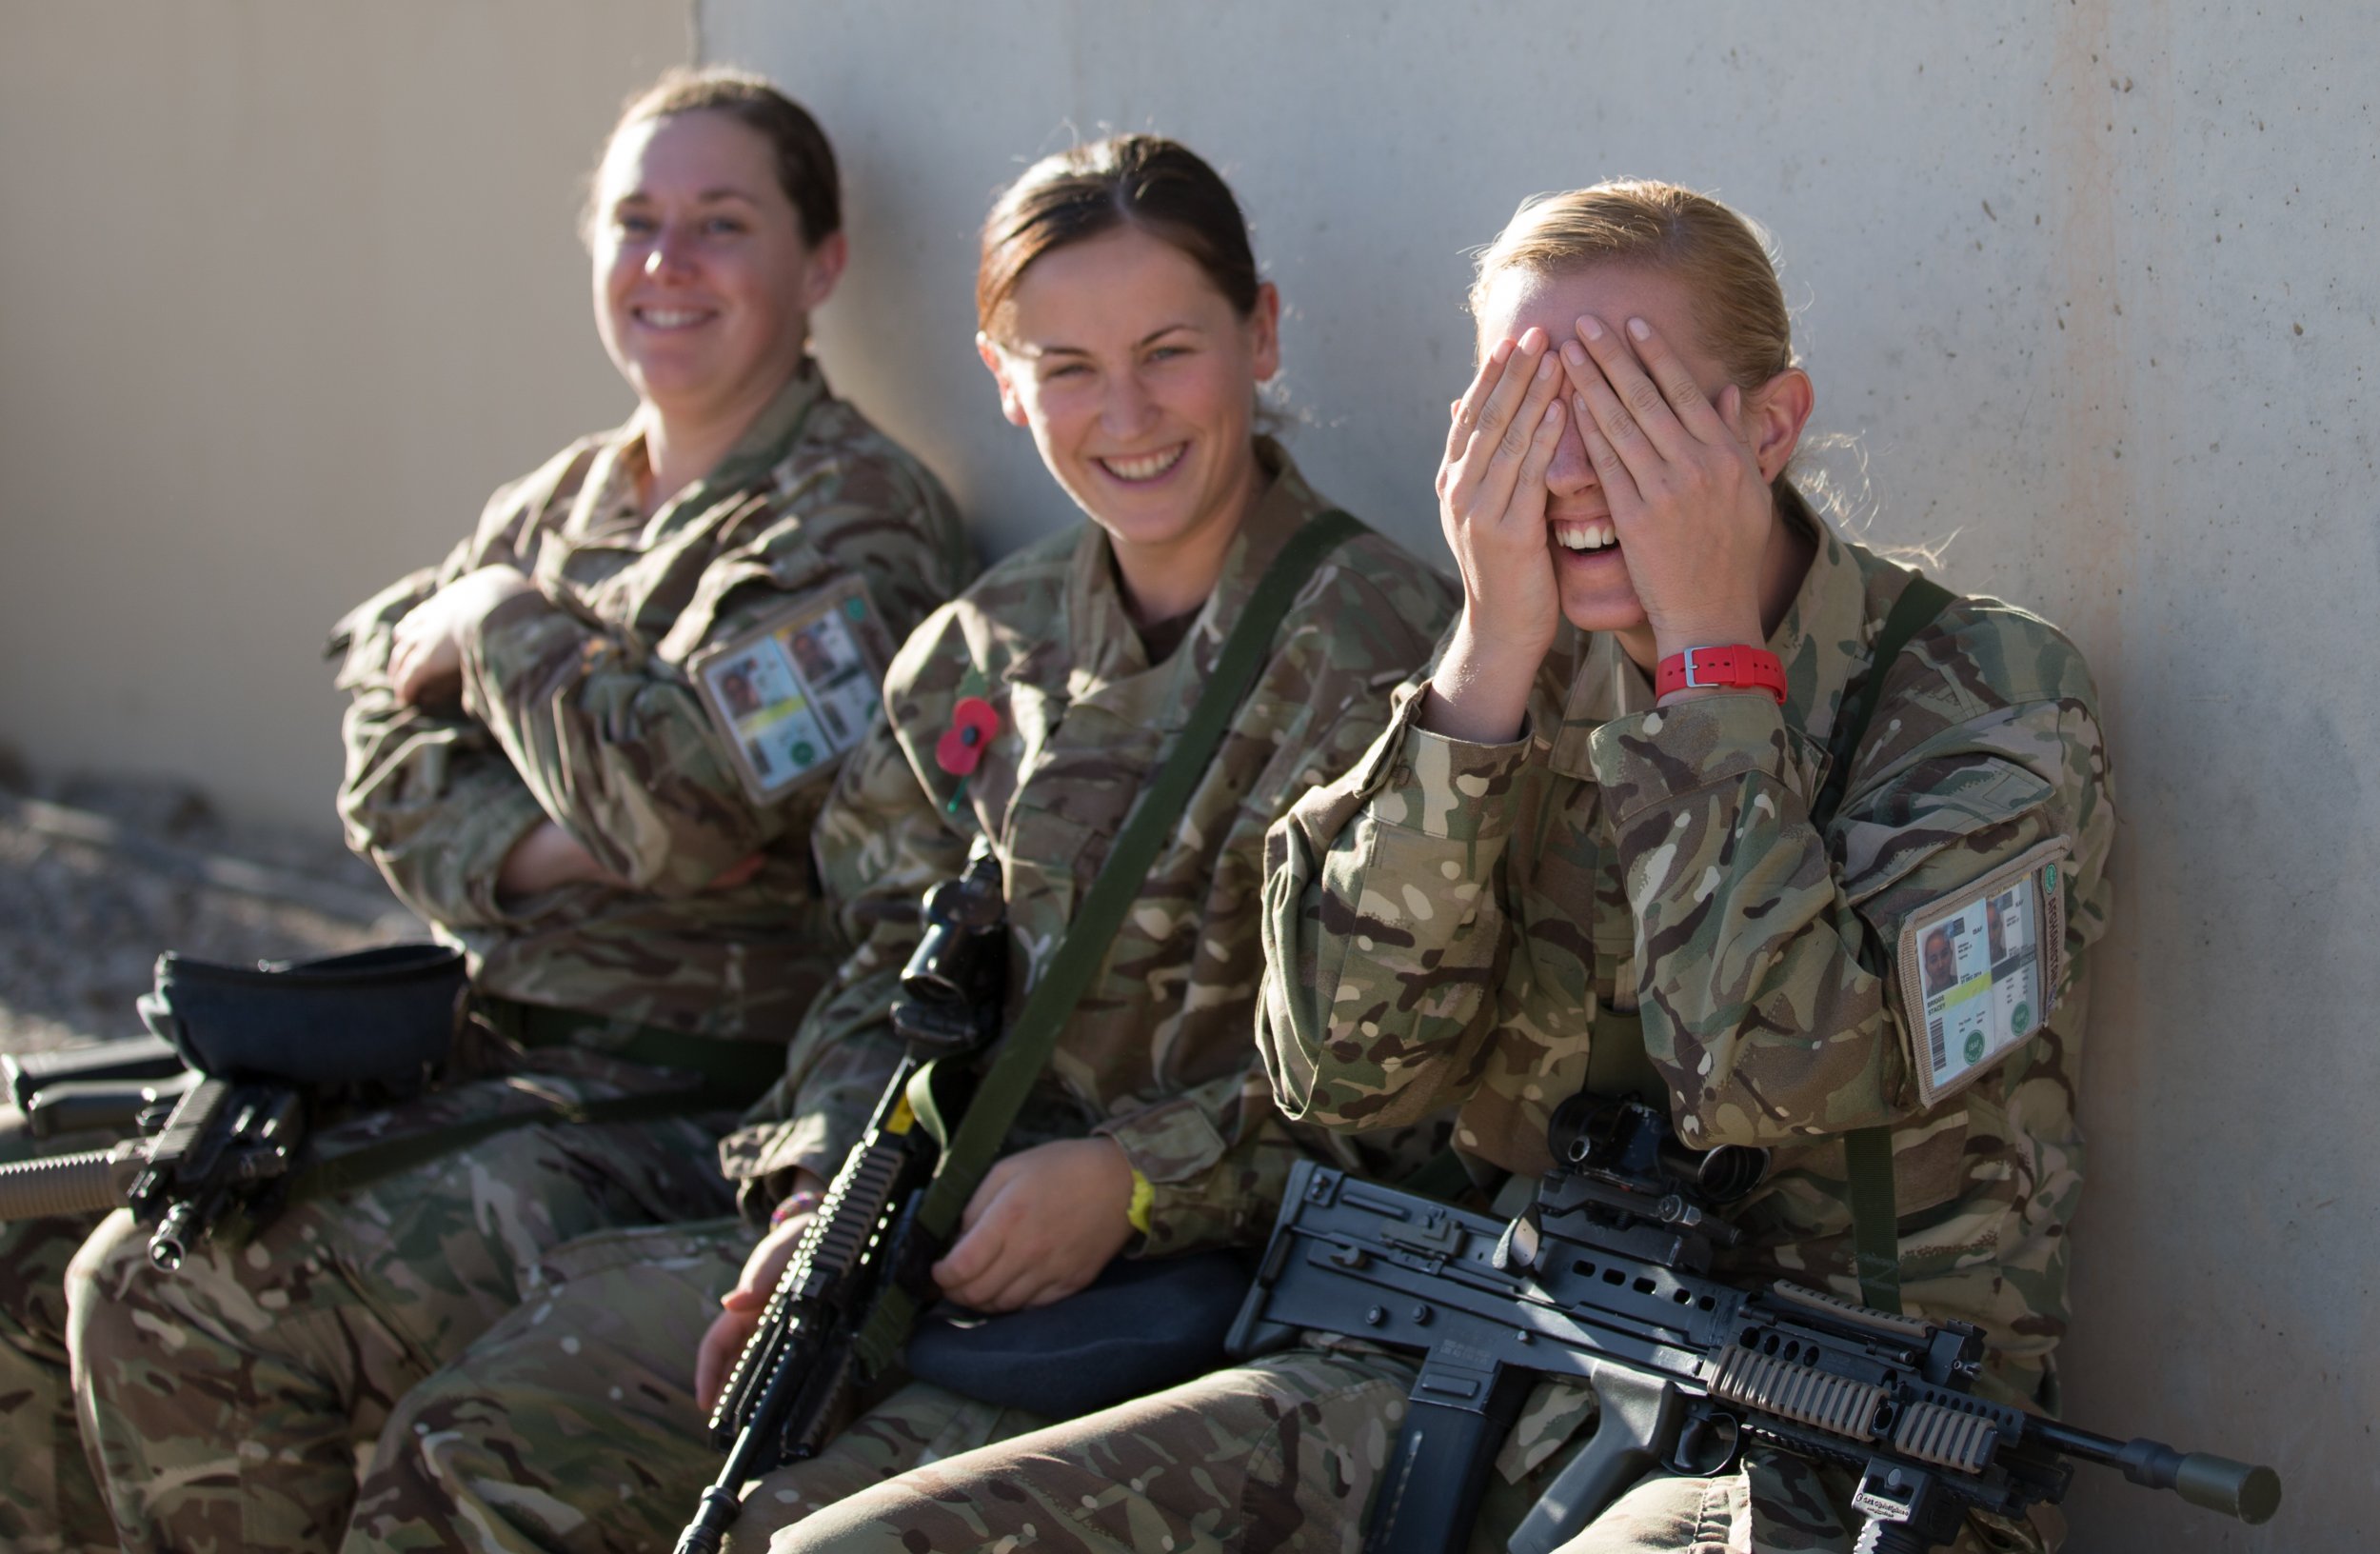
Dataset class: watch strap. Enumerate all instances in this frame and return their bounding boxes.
[1654,644,1787,704]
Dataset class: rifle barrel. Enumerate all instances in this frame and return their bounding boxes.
[2027,1421,2279,1524]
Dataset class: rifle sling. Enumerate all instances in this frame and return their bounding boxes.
[854,508,1367,1374]
[1823,574,1954,1314]
[1590,572,1953,1315]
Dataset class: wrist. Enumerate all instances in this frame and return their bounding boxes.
[1421,616,1543,745]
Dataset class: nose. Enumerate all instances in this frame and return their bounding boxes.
[1099,369,1160,438]
[644,223,699,283]
[1544,405,1597,498]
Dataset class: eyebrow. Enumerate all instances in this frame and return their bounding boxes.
[612,187,763,206]
[1016,322,1205,360]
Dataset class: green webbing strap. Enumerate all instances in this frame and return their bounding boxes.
[281,1086,704,1209]
[854,508,1367,1369]
[274,996,761,1209]
[491,997,784,1109]
[1820,573,1955,1315]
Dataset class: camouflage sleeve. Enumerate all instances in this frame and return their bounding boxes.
[1259,679,1538,1133]
[714,708,968,1204]
[454,476,962,899]
[331,545,550,932]
[1120,653,1470,1256]
[1587,681,2111,1149]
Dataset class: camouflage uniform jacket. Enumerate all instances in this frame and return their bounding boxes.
[719,445,1458,1254]
[1259,511,2112,1402]
[331,364,971,1040]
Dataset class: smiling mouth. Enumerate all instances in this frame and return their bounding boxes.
[1552,519,1618,553]
[1096,444,1188,484]
[633,306,715,330]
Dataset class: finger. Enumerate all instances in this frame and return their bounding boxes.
[1462,329,1549,480]
[1512,397,1567,514]
[1622,316,1734,445]
[1468,334,1562,517]
[1444,337,1514,470]
[1565,341,1667,493]
[695,1309,758,1414]
[1575,395,1644,515]
[932,1221,997,1292]
[1566,316,1691,467]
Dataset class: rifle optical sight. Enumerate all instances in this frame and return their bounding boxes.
[1547,1095,1768,1205]
[889,847,1007,1053]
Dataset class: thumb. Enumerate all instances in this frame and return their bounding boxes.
[719,1285,770,1313]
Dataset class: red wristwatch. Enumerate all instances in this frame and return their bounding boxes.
[1654,645,1788,704]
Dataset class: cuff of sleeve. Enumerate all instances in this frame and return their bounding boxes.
[1358,693,1533,843]
[447,782,551,925]
[1586,692,1803,826]
[459,588,600,729]
[715,1113,849,1192]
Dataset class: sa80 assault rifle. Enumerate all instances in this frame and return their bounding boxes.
[677,845,1007,1554]
[1227,1098,2279,1554]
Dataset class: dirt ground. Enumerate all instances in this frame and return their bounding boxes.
[0,764,421,1058]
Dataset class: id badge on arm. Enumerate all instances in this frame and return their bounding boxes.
[1894,837,2071,1107]
[688,575,895,804]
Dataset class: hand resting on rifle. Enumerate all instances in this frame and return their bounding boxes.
[692,1137,1137,1414]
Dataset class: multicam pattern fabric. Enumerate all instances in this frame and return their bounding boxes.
[332,362,971,1040]
[66,1051,738,1553]
[339,1219,1051,1554]
[1260,512,2113,1402]
[721,443,1459,1250]
[1222,511,2109,1548]
[61,369,970,1554]
[0,1112,110,1554]
[327,447,1457,1553]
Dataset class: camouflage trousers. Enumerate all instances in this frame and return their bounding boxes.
[0,1107,112,1554]
[758,1354,2056,1554]
[330,1214,2054,1554]
[341,1216,1052,1552]
[65,1049,737,1554]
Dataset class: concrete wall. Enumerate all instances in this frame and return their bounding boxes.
[698,1,2376,1544]
[0,0,689,827]
[1,0,2371,1543]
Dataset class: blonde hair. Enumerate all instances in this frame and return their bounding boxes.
[1469,180,1792,390]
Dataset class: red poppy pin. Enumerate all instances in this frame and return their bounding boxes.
[935,697,1001,809]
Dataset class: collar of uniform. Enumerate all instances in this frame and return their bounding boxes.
[570,360,831,545]
[1544,489,1861,771]
[1055,436,1322,727]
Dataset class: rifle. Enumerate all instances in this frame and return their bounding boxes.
[677,843,1007,1554]
[0,944,464,1270]
[1227,1097,2280,1554]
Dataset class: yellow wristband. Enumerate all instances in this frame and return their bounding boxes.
[1125,1166,1156,1236]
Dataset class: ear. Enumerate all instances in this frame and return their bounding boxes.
[799,230,850,312]
[1246,281,1282,383]
[977,332,1030,428]
[1745,367,1815,482]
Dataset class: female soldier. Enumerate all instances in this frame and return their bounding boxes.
[65,68,970,1554]
[318,132,1457,1554]
[767,184,2112,1554]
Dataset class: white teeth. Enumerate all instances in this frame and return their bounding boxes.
[1098,444,1187,482]
[638,308,708,329]
[1554,520,1617,552]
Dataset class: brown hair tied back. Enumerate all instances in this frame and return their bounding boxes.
[977,134,1261,337]
[605,67,841,247]
[1471,180,1792,393]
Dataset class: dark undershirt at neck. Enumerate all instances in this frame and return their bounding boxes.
[1135,605,1202,667]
